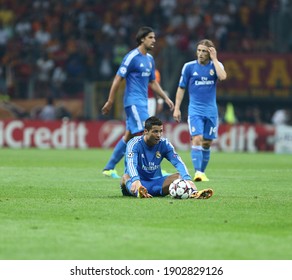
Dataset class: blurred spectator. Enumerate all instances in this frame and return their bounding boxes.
[38,96,56,120]
[35,52,54,98]
[0,21,11,58]
[13,52,33,99]
[38,96,56,121]
[51,66,66,99]
[271,109,290,125]
[0,0,289,122]
[0,66,7,94]
[34,21,51,46]
[99,50,114,81]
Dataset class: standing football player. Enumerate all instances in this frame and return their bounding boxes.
[120,116,213,199]
[173,39,227,182]
[101,26,174,179]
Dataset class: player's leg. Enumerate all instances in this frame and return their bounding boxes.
[120,174,132,196]
[188,115,204,181]
[200,116,218,181]
[103,105,147,178]
[201,139,212,173]
[102,129,134,178]
[161,173,180,195]
[103,136,127,178]
[120,174,152,198]
[126,105,148,135]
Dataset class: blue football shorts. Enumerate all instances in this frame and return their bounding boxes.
[188,115,218,140]
[126,176,167,197]
[125,105,149,134]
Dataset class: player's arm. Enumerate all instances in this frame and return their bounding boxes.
[149,80,174,110]
[209,47,227,81]
[101,74,123,115]
[125,143,151,198]
[170,154,192,181]
[164,141,191,180]
[173,87,185,122]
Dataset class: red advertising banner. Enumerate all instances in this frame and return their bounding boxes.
[218,53,292,98]
[0,120,275,152]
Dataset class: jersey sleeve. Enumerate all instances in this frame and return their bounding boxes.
[178,63,189,89]
[149,56,156,82]
[125,138,140,182]
[163,139,192,180]
[117,57,131,78]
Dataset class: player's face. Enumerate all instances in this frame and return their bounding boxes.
[144,125,163,146]
[143,32,156,51]
[196,44,210,65]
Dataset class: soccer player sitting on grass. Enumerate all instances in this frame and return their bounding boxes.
[120,116,213,199]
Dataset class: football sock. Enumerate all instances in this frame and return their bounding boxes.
[191,145,203,172]
[201,147,210,172]
[103,138,127,170]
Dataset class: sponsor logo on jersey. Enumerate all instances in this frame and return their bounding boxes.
[142,71,151,77]
[195,80,214,85]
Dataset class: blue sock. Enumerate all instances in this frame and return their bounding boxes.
[201,147,210,172]
[191,145,203,172]
[104,138,127,170]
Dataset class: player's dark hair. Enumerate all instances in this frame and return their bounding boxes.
[145,116,162,130]
[136,26,154,46]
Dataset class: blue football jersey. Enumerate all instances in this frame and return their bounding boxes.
[179,60,224,117]
[125,135,191,182]
[117,48,155,108]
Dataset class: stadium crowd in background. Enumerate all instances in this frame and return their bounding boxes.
[0,0,291,123]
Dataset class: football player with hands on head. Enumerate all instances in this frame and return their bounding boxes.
[120,116,213,199]
[101,26,174,179]
[173,39,227,182]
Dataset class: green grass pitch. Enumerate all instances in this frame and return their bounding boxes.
[0,148,291,260]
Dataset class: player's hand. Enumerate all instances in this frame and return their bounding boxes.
[209,47,217,61]
[173,108,181,122]
[137,186,153,198]
[101,100,113,115]
[165,97,174,111]
[131,181,152,198]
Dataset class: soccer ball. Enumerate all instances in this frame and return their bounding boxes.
[169,179,192,199]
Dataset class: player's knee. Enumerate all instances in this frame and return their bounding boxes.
[192,135,203,146]
[202,140,212,149]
